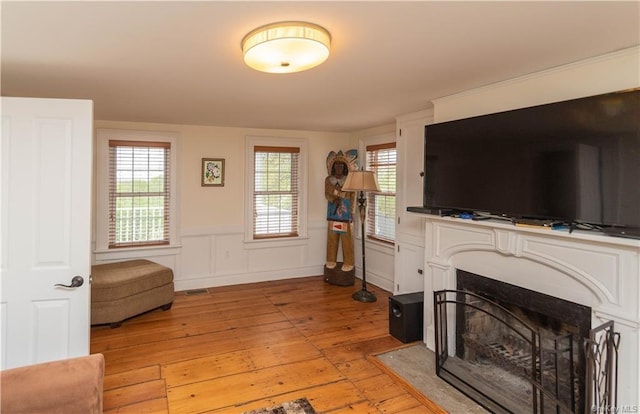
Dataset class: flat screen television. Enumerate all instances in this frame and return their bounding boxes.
[419,89,640,236]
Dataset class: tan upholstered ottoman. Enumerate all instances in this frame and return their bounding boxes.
[91,259,174,327]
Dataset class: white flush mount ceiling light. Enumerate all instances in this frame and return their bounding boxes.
[242,21,331,74]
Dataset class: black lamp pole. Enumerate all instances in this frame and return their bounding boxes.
[352,190,376,303]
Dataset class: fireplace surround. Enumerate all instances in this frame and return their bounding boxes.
[419,216,639,410]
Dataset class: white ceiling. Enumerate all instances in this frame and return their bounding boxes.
[2,1,639,132]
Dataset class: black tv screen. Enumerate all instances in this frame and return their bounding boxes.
[423,89,640,230]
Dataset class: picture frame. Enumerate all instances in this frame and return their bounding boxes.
[202,158,225,187]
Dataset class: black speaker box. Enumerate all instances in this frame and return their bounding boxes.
[388,292,424,343]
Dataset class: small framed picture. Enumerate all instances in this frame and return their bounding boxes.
[202,158,225,186]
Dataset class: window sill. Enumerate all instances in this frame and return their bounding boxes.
[358,235,395,251]
[367,235,395,246]
[94,244,182,261]
[243,236,309,249]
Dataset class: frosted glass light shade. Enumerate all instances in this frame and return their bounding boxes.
[342,171,380,192]
[242,22,331,73]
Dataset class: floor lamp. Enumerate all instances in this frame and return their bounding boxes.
[342,170,380,303]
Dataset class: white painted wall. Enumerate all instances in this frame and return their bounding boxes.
[92,120,361,290]
[433,46,639,122]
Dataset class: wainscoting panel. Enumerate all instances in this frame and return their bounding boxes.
[93,221,395,295]
[180,234,212,279]
[177,222,334,291]
[247,243,306,272]
[213,233,246,276]
[363,240,395,293]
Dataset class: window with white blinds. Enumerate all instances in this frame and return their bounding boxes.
[366,142,396,243]
[108,140,170,248]
[253,146,300,239]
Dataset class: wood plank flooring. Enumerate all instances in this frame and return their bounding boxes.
[90,276,446,414]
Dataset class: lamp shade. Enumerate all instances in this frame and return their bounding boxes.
[341,170,380,192]
[242,22,331,74]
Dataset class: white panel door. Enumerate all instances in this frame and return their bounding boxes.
[1,97,93,369]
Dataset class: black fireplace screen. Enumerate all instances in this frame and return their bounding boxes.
[434,289,619,414]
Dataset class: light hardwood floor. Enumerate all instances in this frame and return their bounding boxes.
[90,276,445,413]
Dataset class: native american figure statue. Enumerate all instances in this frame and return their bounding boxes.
[325,149,358,274]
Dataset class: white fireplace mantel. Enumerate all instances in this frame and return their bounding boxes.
[420,215,640,407]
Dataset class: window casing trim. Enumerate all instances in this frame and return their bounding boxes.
[366,142,396,244]
[244,135,308,243]
[96,128,180,256]
[354,132,396,245]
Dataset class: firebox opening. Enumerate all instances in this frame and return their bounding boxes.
[435,270,592,414]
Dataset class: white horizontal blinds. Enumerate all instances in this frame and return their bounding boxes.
[366,142,396,243]
[108,140,171,248]
[253,146,300,239]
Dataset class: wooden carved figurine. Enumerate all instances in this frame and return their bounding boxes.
[325,149,358,274]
